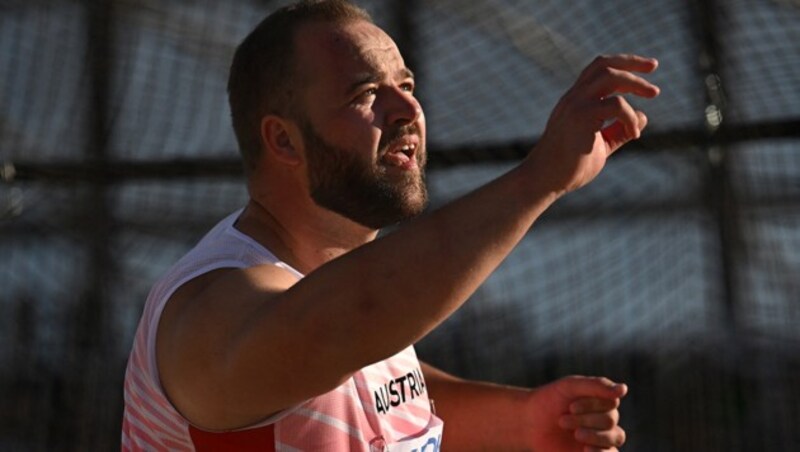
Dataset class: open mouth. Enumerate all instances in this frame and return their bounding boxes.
[381,137,419,169]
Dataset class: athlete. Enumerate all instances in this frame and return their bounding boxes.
[122,1,660,450]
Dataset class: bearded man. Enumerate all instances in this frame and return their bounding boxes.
[122,1,660,450]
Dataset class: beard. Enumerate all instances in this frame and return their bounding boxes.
[300,117,428,230]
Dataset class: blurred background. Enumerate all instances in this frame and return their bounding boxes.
[1,0,799,450]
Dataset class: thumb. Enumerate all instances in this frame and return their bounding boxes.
[559,376,628,400]
[601,111,648,154]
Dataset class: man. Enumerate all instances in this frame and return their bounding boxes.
[122,1,660,450]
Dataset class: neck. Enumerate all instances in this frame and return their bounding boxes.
[235,197,379,275]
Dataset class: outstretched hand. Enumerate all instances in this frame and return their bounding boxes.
[524,375,628,452]
[527,54,660,196]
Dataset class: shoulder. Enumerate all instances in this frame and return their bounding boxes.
[162,263,301,329]
[155,263,304,425]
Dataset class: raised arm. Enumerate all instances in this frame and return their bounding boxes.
[157,54,659,431]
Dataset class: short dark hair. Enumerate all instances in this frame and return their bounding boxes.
[227,0,372,173]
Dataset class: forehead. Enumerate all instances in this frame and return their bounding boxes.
[294,20,406,90]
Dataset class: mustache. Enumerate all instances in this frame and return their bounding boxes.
[378,124,420,153]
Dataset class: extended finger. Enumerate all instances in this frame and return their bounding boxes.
[580,54,659,79]
[583,66,661,99]
[575,426,627,448]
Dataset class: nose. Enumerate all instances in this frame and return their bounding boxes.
[384,86,422,127]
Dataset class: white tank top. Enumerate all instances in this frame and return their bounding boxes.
[121,209,444,451]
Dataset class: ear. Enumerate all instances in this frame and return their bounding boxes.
[260,115,302,165]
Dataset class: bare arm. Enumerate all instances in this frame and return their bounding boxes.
[157,55,659,431]
[421,362,627,451]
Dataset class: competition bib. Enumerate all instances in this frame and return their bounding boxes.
[369,415,444,452]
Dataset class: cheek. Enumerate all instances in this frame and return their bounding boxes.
[346,111,382,151]
[325,108,378,142]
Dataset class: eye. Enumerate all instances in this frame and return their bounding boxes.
[400,82,415,93]
[352,87,377,105]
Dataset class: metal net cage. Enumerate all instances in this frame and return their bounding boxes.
[1,0,799,450]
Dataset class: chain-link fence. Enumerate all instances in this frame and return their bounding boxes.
[2,0,799,450]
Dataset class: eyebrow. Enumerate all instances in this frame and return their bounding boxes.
[345,67,415,96]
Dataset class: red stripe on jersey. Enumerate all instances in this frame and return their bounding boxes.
[189,424,276,451]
